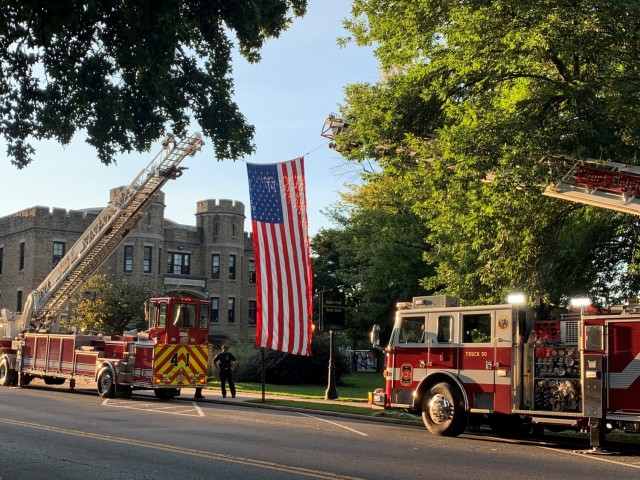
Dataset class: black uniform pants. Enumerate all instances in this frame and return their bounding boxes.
[220,369,235,397]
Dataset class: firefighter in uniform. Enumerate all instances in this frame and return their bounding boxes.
[213,345,237,398]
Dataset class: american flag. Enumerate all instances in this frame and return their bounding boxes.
[247,157,313,356]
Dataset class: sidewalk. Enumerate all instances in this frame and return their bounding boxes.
[171,387,422,427]
[177,387,373,409]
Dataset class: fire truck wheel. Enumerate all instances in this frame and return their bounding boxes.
[97,368,116,398]
[0,358,17,386]
[422,382,466,437]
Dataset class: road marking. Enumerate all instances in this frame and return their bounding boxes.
[296,412,368,437]
[0,417,363,479]
[102,399,205,417]
[538,445,640,470]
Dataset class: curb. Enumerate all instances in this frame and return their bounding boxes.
[176,395,424,428]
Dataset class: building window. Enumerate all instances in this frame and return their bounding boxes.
[167,252,191,275]
[232,222,236,236]
[211,254,220,279]
[0,247,3,275]
[229,254,236,280]
[19,241,25,271]
[143,246,152,273]
[52,241,65,267]
[248,259,256,284]
[210,297,219,323]
[16,290,23,313]
[228,297,235,323]
[213,220,219,237]
[248,300,256,325]
[124,245,133,273]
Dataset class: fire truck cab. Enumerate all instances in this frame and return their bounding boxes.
[372,295,640,447]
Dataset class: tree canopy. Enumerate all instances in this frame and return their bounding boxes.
[68,274,154,334]
[0,0,307,167]
[333,1,640,306]
[311,175,433,346]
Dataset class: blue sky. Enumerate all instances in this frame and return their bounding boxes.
[0,2,379,237]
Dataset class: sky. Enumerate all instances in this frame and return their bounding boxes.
[0,2,380,238]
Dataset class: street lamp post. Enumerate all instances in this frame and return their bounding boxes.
[325,329,338,400]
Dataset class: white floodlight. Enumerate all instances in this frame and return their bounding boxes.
[507,293,526,305]
[570,297,591,308]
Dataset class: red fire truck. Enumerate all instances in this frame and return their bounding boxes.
[324,115,640,448]
[0,133,210,399]
[370,295,640,448]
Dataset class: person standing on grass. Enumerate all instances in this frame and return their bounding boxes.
[213,344,237,398]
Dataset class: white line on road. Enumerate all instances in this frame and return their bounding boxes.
[296,412,368,436]
[538,445,640,470]
[102,399,205,417]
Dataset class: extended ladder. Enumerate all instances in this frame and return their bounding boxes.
[544,157,640,216]
[23,133,204,327]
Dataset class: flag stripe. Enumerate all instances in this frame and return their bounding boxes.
[247,157,313,356]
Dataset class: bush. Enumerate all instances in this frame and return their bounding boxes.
[218,335,349,385]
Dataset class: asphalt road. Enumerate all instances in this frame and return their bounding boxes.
[0,383,639,479]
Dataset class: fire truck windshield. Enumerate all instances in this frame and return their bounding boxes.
[173,303,198,327]
[398,316,425,343]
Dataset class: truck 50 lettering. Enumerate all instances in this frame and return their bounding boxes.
[465,351,488,357]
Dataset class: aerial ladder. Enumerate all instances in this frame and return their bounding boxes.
[322,114,640,215]
[1,132,204,336]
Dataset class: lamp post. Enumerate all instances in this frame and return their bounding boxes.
[325,329,338,400]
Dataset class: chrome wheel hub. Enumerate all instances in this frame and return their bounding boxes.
[429,393,453,424]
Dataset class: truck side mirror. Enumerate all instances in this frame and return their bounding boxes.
[370,324,381,347]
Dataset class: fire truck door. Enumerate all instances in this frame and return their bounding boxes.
[459,311,498,410]
[606,320,640,413]
[424,313,456,371]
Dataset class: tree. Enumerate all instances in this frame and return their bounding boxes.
[311,175,433,347]
[1,0,307,168]
[334,1,640,305]
[68,274,154,334]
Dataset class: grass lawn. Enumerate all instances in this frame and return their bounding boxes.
[206,371,385,403]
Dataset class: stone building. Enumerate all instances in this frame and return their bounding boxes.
[0,188,257,343]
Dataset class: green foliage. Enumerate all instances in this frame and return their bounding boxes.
[232,335,350,385]
[311,175,433,347]
[0,1,308,168]
[68,274,153,334]
[230,372,383,401]
[333,1,640,306]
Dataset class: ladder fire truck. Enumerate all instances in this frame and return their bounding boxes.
[0,133,210,400]
[366,160,640,449]
[323,115,640,448]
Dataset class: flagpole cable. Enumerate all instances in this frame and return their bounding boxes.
[216,141,331,163]
[302,140,331,157]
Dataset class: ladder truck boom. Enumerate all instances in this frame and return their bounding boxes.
[21,132,204,331]
[322,114,640,216]
[0,133,211,401]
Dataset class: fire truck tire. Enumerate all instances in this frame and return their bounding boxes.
[0,358,17,386]
[97,368,116,398]
[422,382,466,437]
